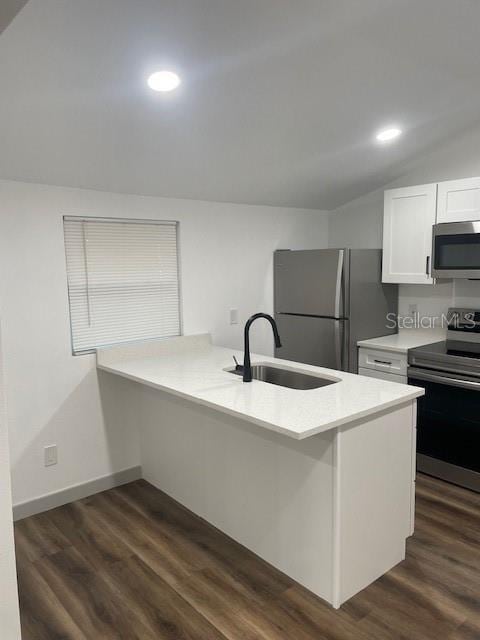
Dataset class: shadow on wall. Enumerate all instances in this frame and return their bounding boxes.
[11,367,141,510]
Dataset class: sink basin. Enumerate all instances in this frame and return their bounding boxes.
[228,364,339,390]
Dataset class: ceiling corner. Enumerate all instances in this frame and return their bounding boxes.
[0,0,29,35]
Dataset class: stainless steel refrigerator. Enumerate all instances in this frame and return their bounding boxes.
[274,249,398,373]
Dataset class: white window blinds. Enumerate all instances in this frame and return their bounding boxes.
[64,216,181,354]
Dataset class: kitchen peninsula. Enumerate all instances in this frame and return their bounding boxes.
[97,334,423,608]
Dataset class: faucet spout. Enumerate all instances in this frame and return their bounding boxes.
[243,313,282,382]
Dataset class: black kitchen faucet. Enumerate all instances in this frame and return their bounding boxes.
[241,313,282,382]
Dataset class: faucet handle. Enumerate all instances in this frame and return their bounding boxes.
[232,355,243,371]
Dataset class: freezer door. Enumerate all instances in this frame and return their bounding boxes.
[274,249,345,318]
[275,314,347,370]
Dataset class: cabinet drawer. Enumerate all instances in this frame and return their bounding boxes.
[358,348,407,376]
[358,367,407,384]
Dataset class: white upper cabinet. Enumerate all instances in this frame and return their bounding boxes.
[382,184,437,284]
[436,177,480,223]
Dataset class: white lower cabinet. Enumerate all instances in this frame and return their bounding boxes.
[359,347,414,537]
[358,347,407,377]
[358,366,407,384]
[358,346,408,384]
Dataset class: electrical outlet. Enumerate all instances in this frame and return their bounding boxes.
[229,308,239,325]
[408,304,418,318]
[44,445,57,467]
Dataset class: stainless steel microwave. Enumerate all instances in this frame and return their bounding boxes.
[432,220,480,278]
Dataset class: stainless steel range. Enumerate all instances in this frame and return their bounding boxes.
[408,307,480,492]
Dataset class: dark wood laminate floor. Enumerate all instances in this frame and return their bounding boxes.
[14,473,480,640]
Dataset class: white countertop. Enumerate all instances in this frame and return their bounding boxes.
[97,334,424,440]
[357,330,445,354]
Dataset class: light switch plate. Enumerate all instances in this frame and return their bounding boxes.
[44,445,57,467]
[230,309,239,325]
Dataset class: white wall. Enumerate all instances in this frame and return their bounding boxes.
[0,179,328,506]
[0,321,21,639]
[328,121,480,318]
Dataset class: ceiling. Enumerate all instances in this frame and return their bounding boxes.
[0,0,28,34]
[1,0,480,210]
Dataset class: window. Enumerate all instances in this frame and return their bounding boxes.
[63,216,181,354]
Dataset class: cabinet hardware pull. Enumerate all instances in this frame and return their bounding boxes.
[374,359,392,366]
[426,255,430,275]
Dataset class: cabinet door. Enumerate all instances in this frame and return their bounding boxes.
[437,177,480,223]
[382,184,437,284]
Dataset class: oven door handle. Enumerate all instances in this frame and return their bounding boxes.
[408,367,480,391]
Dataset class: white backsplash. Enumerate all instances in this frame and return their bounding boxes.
[399,279,480,330]
[452,279,480,308]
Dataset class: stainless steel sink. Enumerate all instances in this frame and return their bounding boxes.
[228,364,339,390]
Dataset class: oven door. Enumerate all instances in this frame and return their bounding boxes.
[432,221,480,278]
[408,366,480,492]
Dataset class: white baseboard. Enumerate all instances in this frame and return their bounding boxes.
[13,465,142,521]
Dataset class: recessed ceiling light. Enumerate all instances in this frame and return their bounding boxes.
[147,70,181,92]
[376,127,402,142]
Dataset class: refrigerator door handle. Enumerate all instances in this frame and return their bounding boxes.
[334,250,344,318]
